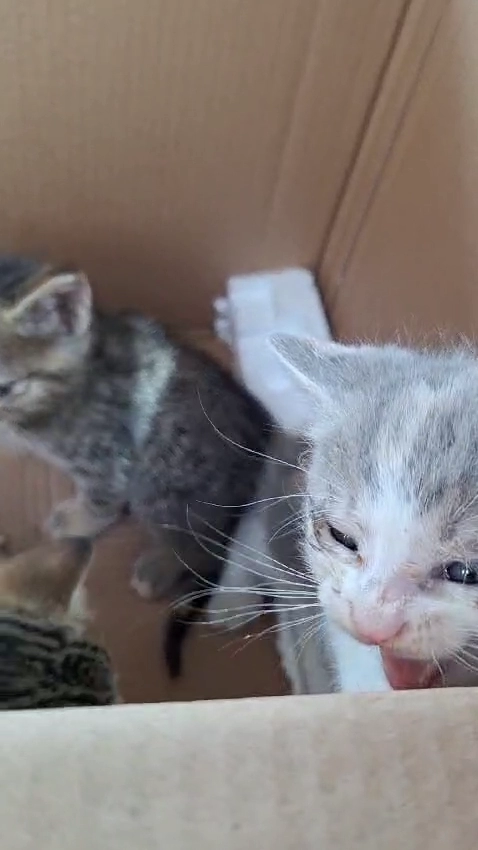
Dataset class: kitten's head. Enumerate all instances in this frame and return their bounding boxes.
[272,334,478,668]
[0,256,92,422]
[0,536,93,628]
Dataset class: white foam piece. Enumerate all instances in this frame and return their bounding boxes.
[212,268,334,693]
[213,268,332,432]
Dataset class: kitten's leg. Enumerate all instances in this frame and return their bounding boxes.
[130,535,184,600]
[327,622,392,693]
[47,488,124,539]
[131,527,221,601]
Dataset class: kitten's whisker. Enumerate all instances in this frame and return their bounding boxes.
[196,612,265,632]
[188,601,322,628]
[451,649,478,675]
[178,585,316,607]
[198,494,308,511]
[269,508,309,543]
[295,621,323,664]
[269,508,304,540]
[165,518,315,588]
[196,392,303,473]
[186,508,314,584]
[226,613,319,656]
[207,601,320,617]
[431,649,445,686]
[182,511,315,587]
[169,546,226,593]
[176,583,317,606]
[163,515,299,582]
[455,644,478,661]
[170,537,307,598]
[185,531,310,589]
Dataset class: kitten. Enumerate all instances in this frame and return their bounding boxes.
[0,256,271,677]
[213,336,478,693]
[0,535,117,708]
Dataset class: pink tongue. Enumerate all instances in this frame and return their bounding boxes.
[380,649,442,690]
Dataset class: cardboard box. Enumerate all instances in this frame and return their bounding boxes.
[0,0,410,705]
[321,0,477,343]
[0,0,407,327]
[2,1,478,847]
[3,693,478,850]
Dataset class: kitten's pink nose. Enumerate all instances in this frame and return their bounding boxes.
[350,610,405,646]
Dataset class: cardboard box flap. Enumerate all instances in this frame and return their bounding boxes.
[0,0,407,327]
[2,691,477,849]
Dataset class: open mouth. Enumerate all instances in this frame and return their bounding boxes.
[380,648,443,690]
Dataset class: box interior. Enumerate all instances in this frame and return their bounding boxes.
[1,1,478,705]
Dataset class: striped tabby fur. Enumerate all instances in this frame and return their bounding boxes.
[0,613,116,709]
[0,535,117,709]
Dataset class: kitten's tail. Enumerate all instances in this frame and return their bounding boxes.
[163,565,221,679]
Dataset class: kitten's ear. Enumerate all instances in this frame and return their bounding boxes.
[0,538,93,612]
[7,271,92,338]
[270,334,326,386]
[269,334,354,391]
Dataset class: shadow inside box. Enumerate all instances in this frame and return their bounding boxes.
[86,520,288,704]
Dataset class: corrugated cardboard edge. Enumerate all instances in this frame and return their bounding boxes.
[2,691,478,849]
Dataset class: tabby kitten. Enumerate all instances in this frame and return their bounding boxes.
[0,256,271,676]
[0,536,117,709]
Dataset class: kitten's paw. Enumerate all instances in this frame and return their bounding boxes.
[46,497,116,539]
[131,549,182,601]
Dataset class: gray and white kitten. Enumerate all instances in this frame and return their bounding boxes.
[211,335,478,692]
[0,256,272,677]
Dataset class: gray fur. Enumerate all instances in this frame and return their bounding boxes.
[0,256,272,676]
[215,338,478,691]
[281,342,478,533]
[271,337,478,683]
[0,614,117,709]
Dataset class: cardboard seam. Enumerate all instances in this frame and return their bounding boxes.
[321,0,448,313]
[262,0,326,251]
[316,0,412,273]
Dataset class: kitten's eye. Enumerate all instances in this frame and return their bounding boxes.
[327,523,358,552]
[444,561,478,585]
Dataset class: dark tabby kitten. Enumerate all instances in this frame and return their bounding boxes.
[0,256,272,676]
[0,536,117,709]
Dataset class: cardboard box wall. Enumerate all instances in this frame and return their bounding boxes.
[0,0,411,705]
[3,1,478,848]
[0,1,474,337]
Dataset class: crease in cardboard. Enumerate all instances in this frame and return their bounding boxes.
[262,0,325,252]
[321,0,449,306]
[259,0,411,271]
[316,0,413,274]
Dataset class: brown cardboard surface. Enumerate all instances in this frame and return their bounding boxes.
[0,333,287,704]
[321,0,478,343]
[2,691,478,849]
[0,0,406,327]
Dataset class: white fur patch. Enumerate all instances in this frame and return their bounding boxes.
[133,346,176,446]
[326,622,391,692]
